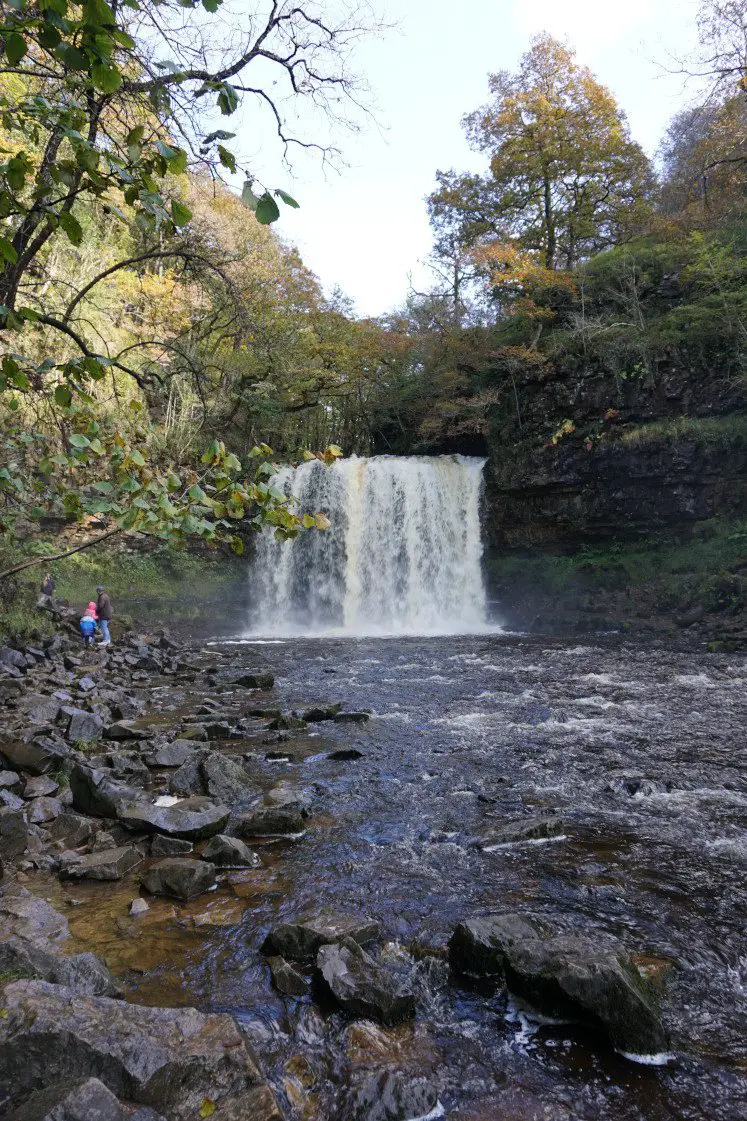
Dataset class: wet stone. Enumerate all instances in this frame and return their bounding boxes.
[301,703,342,722]
[169,749,258,805]
[140,857,216,900]
[49,813,97,849]
[449,912,668,1056]
[202,834,259,868]
[22,776,59,798]
[0,980,270,1119]
[267,956,309,997]
[117,797,230,841]
[481,815,566,846]
[233,805,306,838]
[151,833,193,857]
[0,936,120,998]
[0,807,29,860]
[264,914,381,962]
[341,1070,440,1121]
[60,846,142,882]
[317,938,416,1026]
[69,765,140,819]
[144,740,199,768]
[0,883,69,945]
[227,672,275,691]
[3,1076,141,1121]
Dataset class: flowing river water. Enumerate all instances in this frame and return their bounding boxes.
[39,457,747,1119]
[49,634,747,1121]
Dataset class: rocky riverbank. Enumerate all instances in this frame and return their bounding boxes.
[1,608,736,1120]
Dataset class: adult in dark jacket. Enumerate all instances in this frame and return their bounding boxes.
[40,572,55,597]
[96,585,113,646]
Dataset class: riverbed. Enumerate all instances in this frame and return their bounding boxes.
[50,633,747,1120]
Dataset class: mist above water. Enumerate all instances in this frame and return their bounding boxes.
[248,455,489,637]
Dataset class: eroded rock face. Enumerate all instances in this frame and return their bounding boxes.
[0,980,276,1119]
[317,939,416,1026]
[341,1070,440,1121]
[140,858,216,901]
[449,913,668,1055]
[118,797,230,841]
[263,914,381,962]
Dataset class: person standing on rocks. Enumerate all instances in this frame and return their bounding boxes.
[40,572,55,597]
[95,585,113,646]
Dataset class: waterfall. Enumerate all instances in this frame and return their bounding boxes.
[248,454,489,636]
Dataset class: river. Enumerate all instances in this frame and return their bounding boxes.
[56,631,747,1120]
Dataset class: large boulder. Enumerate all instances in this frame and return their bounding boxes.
[228,672,274,691]
[0,647,28,672]
[4,1077,165,1121]
[103,720,154,742]
[263,914,380,962]
[23,696,62,726]
[140,858,216,901]
[317,939,416,1025]
[0,807,29,860]
[151,834,193,857]
[169,750,258,805]
[60,846,142,882]
[341,1070,440,1121]
[69,765,140,819]
[117,797,230,841]
[0,980,280,1119]
[0,737,69,776]
[49,813,98,849]
[0,936,120,998]
[449,913,668,1056]
[202,835,258,868]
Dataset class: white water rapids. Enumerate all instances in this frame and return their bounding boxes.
[248,455,489,636]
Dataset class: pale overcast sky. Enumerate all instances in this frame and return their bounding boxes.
[233,0,701,316]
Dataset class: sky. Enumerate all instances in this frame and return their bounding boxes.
[233,0,703,317]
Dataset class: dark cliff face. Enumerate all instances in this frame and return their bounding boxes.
[480,358,747,640]
[484,358,746,551]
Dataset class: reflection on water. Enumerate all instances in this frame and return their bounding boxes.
[43,635,747,1120]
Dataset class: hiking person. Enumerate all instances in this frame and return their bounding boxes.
[80,602,97,649]
[95,585,113,646]
[40,572,55,597]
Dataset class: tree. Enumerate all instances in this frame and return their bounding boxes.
[429,35,655,273]
[660,96,747,220]
[0,0,378,576]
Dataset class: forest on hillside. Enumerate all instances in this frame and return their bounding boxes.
[0,0,745,589]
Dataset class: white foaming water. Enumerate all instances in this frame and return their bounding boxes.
[248,454,490,636]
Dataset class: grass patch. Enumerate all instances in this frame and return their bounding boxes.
[614,413,747,449]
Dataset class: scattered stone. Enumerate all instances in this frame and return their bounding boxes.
[140,858,216,901]
[0,807,29,860]
[267,716,307,731]
[482,815,566,846]
[0,980,276,1118]
[0,647,27,672]
[25,697,62,726]
[0,737,69,776]
[328,748,365,761]
[49,813,97,849]
[448,913,668,1056]
[301,703,342,722]
[60,846,142,882]
[202,834,259,868]
[1,789,25,811]
[69,765,140,818]
[331,711,370,724]
[0,883,69,945]
[22,775,59,799]
[233,805,306,838]
[145,740,198,768]
[0,936,119,998]
[118,797,230,841]
[342,1070,440,1121]
[229,672,274,690]
[317,938,416,1025]
[3,1077,142,1121]
[0,770,22,791]
[263,914,381,962]
[151,833,193,857]
[179,724,208,742]
[267,956,308,997]
[129,897,149,917]
[65,709,104,744]
[169,749,258,804]
[105,753,150,782]
[27,796,62,825]
[103,720,153,741]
